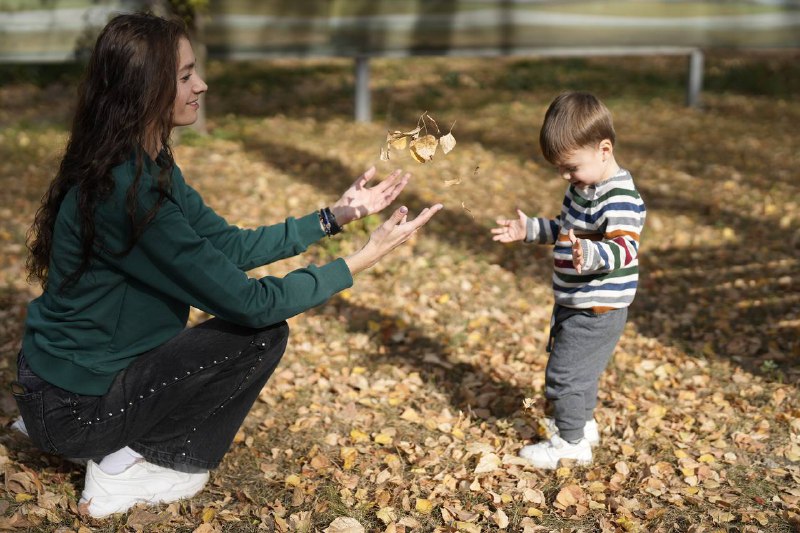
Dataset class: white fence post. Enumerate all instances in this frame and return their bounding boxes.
[354,56,371,123]
[687,49,704,108]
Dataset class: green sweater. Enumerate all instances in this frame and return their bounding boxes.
[23,155,353,395]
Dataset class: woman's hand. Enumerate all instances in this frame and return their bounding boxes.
[491,209,528,243]
[344,204,443,275]
[330,167,410,226]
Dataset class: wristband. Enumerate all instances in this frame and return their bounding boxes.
[319,207,342,237]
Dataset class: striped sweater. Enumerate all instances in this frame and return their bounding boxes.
[526,169,646,312]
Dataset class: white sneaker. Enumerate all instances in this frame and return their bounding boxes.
[539,417,601,447]
[80,459,209,518]
[519,434,592,469]
[10,417,28,437]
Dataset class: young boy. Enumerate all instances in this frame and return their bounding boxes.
[491,92,646,469]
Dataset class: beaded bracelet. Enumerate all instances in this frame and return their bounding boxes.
[319,207,342,237]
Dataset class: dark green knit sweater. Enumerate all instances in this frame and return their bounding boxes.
[23,155,352,395]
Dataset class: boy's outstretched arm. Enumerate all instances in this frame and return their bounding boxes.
[491,209,528,243]
[492,209,560,244]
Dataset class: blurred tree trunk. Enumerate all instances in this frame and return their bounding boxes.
[148,0,208,135]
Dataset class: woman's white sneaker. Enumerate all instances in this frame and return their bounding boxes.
[539,418,601,447]
[519,434,592,469]
[79,459,209,518]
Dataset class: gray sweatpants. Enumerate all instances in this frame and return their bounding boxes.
[545,305,627,442]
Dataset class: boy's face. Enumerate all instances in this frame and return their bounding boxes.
[554,140,614,190]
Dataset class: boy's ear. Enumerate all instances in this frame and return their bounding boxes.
[599,139,614,160]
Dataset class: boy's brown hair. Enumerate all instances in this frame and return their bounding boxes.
[539,92,616,165]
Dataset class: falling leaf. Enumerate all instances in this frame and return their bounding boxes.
[444,177,462,187]
[410,135,438,163]
[461,202,474,218]
[439,132,457,154]
[387,135,409,151]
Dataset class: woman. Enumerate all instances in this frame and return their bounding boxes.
[13,12,442,518]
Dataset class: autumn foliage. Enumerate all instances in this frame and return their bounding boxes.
[0,52,798,531]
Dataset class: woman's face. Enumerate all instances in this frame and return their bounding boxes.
[172,37,207,128]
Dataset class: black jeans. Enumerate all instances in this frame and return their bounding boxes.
[12,319,289,470]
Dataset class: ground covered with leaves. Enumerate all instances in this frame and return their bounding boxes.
[0,51,798,532]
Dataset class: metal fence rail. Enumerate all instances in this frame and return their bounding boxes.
[2,1,798,120]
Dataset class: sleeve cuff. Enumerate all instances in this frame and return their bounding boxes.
[323,257,354,290]
[296,211,326,244]
[580,239,598,271]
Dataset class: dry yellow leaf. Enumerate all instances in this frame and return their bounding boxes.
[555,485,583,507]
[786,444,800,462]
[415,498,434,514]
[409,149,426,164]
[350,429,369,443]
[439,132,457,154]
[621,444,635,456]
[201,507,216,523]
[376,506,397,524]
[556,466,572,478]
[285,474,302,487]
[388,135,409,151]
[324,516,365,533]
[410,135,438,163]
[15,493,34,503]
[341,447,357,470]
[698,454,716,464]
[455,522,481,533]
[374,433,393,445]
[474,452,502,474]
[493,508,509,528]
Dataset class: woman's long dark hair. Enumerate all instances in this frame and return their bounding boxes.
[27,13,188,290]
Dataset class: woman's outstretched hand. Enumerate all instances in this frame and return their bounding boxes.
[344,204,444,275]
[330,167,410,226]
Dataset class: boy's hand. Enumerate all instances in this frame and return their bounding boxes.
[492,209,528,243]
[568,229,584,274]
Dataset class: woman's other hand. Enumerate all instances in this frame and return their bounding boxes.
[330,167,410,226]
[344,204,443,275]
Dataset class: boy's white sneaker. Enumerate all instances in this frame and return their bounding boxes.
[539,417,601,447]
[80,459,209,518]
[519,434,592,469]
